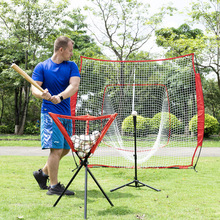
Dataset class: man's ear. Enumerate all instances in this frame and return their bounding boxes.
[59,47,64,53]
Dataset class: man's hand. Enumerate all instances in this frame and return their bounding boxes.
[50,95,62,104]
[42,89,52,101]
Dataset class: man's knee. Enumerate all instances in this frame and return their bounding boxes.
[49,148,70,160]
[50,148,63,157]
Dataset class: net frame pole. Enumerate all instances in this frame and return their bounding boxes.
[110,114,161,192]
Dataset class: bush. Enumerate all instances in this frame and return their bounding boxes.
[189,115,197,135]
[145,117,152,133]
[0,125,9,133]
[122,113,184,136]
[151,112,183,134]
[189,114,219,137]
[0,124,14,134]
[24,121,40,134]
[122,115,150,136]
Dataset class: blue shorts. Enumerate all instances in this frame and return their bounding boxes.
[40,113,72,150]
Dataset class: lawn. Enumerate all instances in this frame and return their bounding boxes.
[0,156,219,219]
[0,134,41,147]
[0,134,220,147]
[203,136,220,147]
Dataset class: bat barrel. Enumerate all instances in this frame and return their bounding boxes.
[11,63,44,92]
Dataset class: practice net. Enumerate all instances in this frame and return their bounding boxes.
[72,53,204,169]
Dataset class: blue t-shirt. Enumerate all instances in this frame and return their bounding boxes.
[32,58,80,115]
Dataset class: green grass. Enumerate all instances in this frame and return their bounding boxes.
[0,134,220,147]
[0,156,219,220]
[203,136,220,147]
[0,134,41,147]
[0,134,40,139]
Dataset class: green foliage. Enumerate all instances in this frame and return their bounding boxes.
[0,0,103,134]
[187,1,220,90]
[152,112,183,134]
[155,23,204,57]
[59,8,103,64]
[126,50,151,61]
[0,125,8,133]
[145,117,152,133]
[0,124,14,134]
[189,114,220,137]
[0,0,70,134]
[203,114,220,137]
[24,121,40,135]
[189,115,197,134]
[122,114,150,136]
[202,79,220,122]
[122,112,184,136]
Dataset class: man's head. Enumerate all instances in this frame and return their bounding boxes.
[54,36,74,61]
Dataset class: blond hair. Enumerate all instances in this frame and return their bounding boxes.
[54,36,74,52]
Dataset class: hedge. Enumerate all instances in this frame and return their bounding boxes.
[189,114,219,137]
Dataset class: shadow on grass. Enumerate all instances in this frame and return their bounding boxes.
[97,206,134,216]
[71,189,136,201]
[48,189,136,216]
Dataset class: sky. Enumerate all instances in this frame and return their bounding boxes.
[72,0,195,28]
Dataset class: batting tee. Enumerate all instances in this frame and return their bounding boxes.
[71,53,204,169]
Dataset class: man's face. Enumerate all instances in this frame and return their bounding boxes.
[62,41,73,61]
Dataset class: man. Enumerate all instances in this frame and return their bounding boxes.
[31,36,80,196]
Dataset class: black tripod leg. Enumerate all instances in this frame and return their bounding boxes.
[111,179,160,192]
[53,163,84,207]
[110,180,136,192]
[137,180,160,191]
[87,167,114,207]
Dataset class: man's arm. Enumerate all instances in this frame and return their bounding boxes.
[50,76,80,104]
[31,81,52,101]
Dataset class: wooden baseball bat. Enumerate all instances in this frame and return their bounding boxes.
[11,63,44,93]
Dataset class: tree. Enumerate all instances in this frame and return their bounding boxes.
[188,0,220,89]
[0,0,103,134]
[0,0,69,134]
[84,0,175,61]
[59,8,103,65]
[83,0,175,123]
[154,25,203,127]
[203,79,220,121]
[155,23,204,57]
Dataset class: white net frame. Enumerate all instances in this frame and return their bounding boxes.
[74,54,204,168]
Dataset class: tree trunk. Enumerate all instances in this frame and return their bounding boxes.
[217,2,220,90]
[0,90,4,124]
[17,83,30,135]
[14,87,21,134]
[14,82,31,135]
